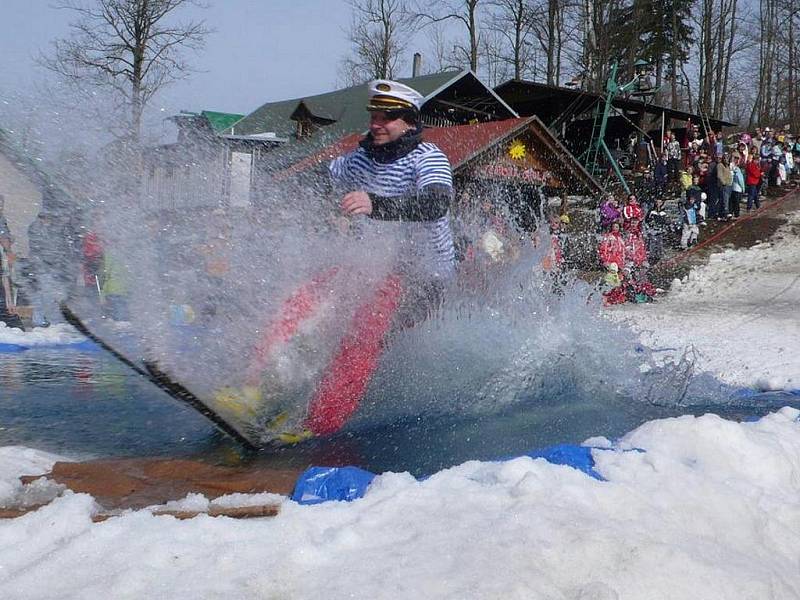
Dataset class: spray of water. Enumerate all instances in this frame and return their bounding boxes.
[0,97,739,446]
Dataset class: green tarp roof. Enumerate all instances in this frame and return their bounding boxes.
[200,111,245,133]
[232,70,463,139]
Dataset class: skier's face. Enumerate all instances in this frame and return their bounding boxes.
[369,111,413,145]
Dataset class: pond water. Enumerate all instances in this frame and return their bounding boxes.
[2,347,796,478]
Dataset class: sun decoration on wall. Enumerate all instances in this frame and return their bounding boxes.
[508,139,526,160]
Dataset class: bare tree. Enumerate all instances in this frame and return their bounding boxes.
[40,0,209,144]
[339,0,417,86]
[486,0,536,80]
[480,20,513,85]
[695,0,740,119]
[574,0,630,92]
[415,0,482,72]
[423,22,463,72]
[531,0,571,85]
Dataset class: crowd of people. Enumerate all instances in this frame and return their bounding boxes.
[594,123,800,305]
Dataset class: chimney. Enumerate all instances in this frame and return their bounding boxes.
[412,53,422,78]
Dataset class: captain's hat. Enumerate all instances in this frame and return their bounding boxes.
[367,79,424,112]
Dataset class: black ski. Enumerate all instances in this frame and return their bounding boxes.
[60,302,258,450]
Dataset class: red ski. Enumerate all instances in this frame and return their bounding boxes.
[304,274,403,435]
[232,269,403,444]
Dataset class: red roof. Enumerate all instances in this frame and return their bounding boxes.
[278,117,599,192]
[423,117,533,168]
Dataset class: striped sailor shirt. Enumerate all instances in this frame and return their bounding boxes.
[330,140,456,279]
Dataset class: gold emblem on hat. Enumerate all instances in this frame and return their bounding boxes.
[376,83,391,91]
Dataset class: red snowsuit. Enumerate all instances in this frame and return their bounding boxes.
[598,230,625,269]
[622,202,644,232]
[624,231,647,266]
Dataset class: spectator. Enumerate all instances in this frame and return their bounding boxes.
[625,267,657,304]
[687,127,703,165]
[82,228,104,303]
[784,142,795,182]
[100,250,129,322]
[714,131,724,158]
[679,167,693,192]
[760,130,774,175]
[752,128,764,155]
[599,194,621,231]
[598,221,625,270]
[706,131,717,159]
[686,174,703,205]
[736,140,749,164]
[745,154,763,211]
[772,141,784,187]
[705,156,720,219]
[0,231,22,329]
[717,154,734,220]
[623,217,647,270]
[667,133,682,181]
[730,154,745,219]
[654,154,669,195]
[680,195,702,250]
[601,262,626,306]
[621,193,644,232]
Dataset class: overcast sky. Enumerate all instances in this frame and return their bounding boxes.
[0,0,429,117]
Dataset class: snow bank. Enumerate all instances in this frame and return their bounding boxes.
[2,410,800,599]
[611,210,800,391]
[0,323,86,348]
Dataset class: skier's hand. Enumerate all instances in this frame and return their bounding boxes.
[341,191,373,216]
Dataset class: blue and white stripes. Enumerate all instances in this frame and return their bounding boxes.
[330,142,455,278]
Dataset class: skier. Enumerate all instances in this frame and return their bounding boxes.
[216,80,456,444]
[330,78,455,327]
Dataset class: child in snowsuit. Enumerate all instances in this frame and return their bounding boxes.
[598,222,626,270]
[680,196,702,249]
[601,262,626,305]
[599,195,621,231]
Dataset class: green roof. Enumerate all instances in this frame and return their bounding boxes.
[232,70,463,139]
[201,110,245,133]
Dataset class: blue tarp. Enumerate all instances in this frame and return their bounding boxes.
[291,443,612,505]
[292,466,377,505]
[525,444,604,480]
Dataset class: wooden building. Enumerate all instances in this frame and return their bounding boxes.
[494,80,736,165]
[142,110,287,213]
[281,116,601,231]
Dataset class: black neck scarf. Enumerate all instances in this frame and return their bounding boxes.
[360,125,423,164]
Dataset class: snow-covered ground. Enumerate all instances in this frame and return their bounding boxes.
[1,410,800,599]
[612,209,800,391]
[2,212,800,599]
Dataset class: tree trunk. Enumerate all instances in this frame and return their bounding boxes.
[469,0,479,72]
[719,0,738,119]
